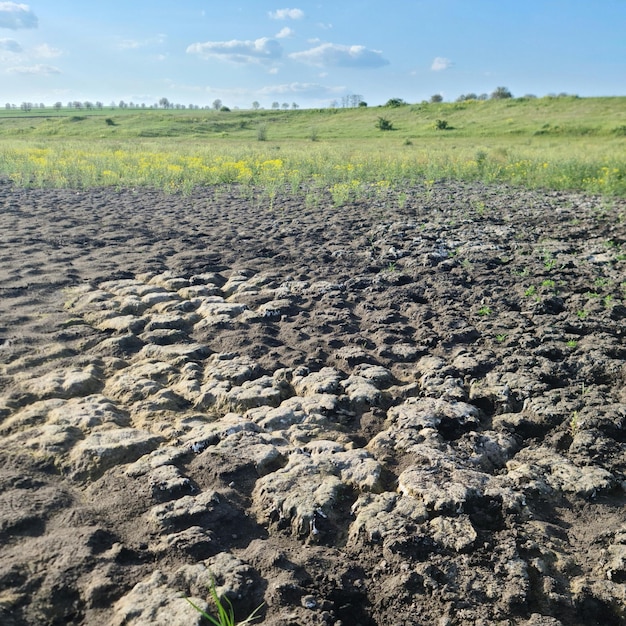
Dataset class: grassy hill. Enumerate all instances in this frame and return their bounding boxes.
[0,96,624,196]
[1,96,625,141]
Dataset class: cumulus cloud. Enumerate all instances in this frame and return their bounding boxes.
[431,56,452,71]
[0,2,38,29]
[7,63,60,74]
[269,8,304,20]
[0,36,20,51]
[187,37,282,64]
[290,43,389,68]
[275,27,294,39]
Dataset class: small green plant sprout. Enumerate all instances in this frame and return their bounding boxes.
[471,199,487,215]
[585,291,600,299]
[576,309,588,319]
[386,261,397,273]
[603,294,614,307]
[524,285,537,297]
[477,305,492,316]
[594,277,609,288]
[566,339,578,349]
[541,279,556,290]
[375,116,394,131]
[495,333,508,343]
[570,411,580,436]
[186,577,264,626]
[543,250,556,270]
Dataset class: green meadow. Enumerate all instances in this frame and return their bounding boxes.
[0,96,624,199]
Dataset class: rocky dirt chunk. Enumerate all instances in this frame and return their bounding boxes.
[17,364,102,401]
[203,353,260,385]
[252,451,348,539]
[0,398,65,434]
[212,429,288,476]
[125,445,189,477]
[111,569,206,626]
[84,310,147,334]
[505,447,615,498]
[47,394,129,430]
[69,428,163,481]
[428,514,477,552]
[348,491,429,548]
[180,413,261,453]
[148,489,222,531]
[292,366,343,396]
[224,375,283,410]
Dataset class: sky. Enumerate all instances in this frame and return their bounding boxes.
[1,0,625,109]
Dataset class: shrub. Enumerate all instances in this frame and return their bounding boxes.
[435,119,449,130]
[376,117,394,131]
[104,118,116,126]
[385,98,406,108]
[256,123,267,141]
[430,94,443,103]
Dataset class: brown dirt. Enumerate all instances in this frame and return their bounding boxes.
[0,179,625,626]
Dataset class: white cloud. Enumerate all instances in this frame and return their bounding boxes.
[0,2,37,29]
[7,63,60,74]
[0,36,20,51]
[290,43,389,68]
[187,37,282,64]
[275,27,294,39]
[431,56,452,71]
[269,8,304,20]
[32,43,62,58]
[258,81,341,96]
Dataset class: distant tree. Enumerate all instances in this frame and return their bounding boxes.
[84,101,93,110]
[271,101,280,109]
[252,101,260,110]
[5,103,11,109]
[118,100,126,108]
[220,105,230,112]
[39,103,45,109]
[358,101,367,107]
[54,102,62,110]
[490,86,513,100]
[96,101,103,109]
[159,97,170,109]
[430,94,443,103]
[20,102,32,112]
[291,102,299,109]
[478,93,488,100]
[385,98,407,107]
[67,101,73,108]
[212,99,222,110]
[281,102,289,109]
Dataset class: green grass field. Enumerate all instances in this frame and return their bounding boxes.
[0,96,624,197]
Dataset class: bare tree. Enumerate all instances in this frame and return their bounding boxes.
[212,99,222,110]
[252,101,260,110]
[271,101,280,109]
[159,97,170,109]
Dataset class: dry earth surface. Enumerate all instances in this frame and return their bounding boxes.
[0,179,625,626]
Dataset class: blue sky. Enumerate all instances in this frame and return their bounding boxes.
[1,0,624,108]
